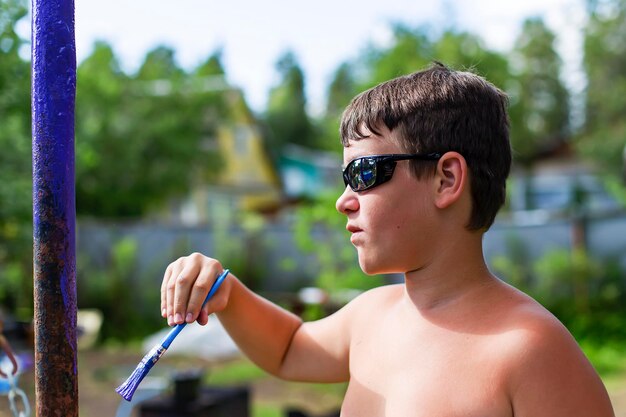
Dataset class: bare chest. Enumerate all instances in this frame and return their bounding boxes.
[341,324,513,417]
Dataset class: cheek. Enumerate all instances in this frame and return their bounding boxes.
[362,197,396,231]
[373,193,436,244]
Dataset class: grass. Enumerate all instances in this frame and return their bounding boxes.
[252,404,283,417]
[206,358,268,385]
[203,358,345,417]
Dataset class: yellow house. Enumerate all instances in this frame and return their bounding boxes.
[177,90,283,225]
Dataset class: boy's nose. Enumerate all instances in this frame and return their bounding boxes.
[336,186,359,214]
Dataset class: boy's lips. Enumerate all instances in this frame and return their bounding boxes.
[347,224,364,244]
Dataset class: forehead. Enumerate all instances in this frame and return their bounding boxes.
[343,135,404,165]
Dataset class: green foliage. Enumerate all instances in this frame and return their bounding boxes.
[205,358,267,385]
[604,175,626,206]
[205,358,345,417]
[0,4,30,222]
[492,238,626,349]
[0,261,31,319]
[77,237,162,342]
[532,248,601,312]
[490,234,534,291]
[213,213,268,291]
[325,63,358,118]
[327,21,572,171]
[265,51,318,152]
[360,24,433,88]
[251,405,282,417]
[433,30,511,89]
[509,17,570,165]
[580,341,626,377]
[75,43,226,218]
[578,0,626,177]
[343,24,513,96]
[0,0,32,316]
[319,26,513,156]
[293,191,383,292]
[318,63,357,154]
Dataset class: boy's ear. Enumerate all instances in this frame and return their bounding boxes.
[433,152,468,209]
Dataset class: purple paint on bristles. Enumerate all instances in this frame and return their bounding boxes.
[116,346,166,401]
[116,269,230,401]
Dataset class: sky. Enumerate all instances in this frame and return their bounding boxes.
[22,0,587,114]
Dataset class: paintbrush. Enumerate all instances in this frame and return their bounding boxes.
[116,268,230,401]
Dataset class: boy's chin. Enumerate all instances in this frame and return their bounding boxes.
[358,257,394,276]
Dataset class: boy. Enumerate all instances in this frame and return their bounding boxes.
[161,63,614,416]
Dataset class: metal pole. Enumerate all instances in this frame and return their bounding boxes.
[31,0,78,414]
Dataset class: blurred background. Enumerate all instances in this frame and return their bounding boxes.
[1,0,626,415]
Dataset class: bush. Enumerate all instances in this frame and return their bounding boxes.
[491,239,626,349]
[77,237,163,342]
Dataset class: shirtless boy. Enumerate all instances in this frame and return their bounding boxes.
[161,63,614,416]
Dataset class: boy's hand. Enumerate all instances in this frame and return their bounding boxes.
[0,334,18,377]
[160,253,230,326]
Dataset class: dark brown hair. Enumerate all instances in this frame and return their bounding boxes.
[340,62,511,231]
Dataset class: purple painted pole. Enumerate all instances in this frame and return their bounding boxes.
[31,0,79,415]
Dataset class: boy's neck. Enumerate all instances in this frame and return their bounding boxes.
[402,232,496,312]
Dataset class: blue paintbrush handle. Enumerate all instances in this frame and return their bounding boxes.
[161,268,230,349]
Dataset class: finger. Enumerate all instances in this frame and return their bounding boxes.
[197,309,209,326]
[0,337,16,375]
[173,256,204,324]
[205,290,229,316]
[185,266,217,323]
[161,263,174,318]
[197,278,230,326]
[7,351,17,375]
[166,262,185,325]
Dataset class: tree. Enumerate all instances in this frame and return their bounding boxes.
[325,63,357,117]
[508,17,570,166]
[329,25,512,132]
[75,44,224,217]
[0,0,33,313]
[347,24,511,101]
[264,51,317,153]
[318,63,358,153]
[433,30,510,90]
[359,24,434,89]
[189,50,231,137]
[579,0,626,177]
[75,42,128,216]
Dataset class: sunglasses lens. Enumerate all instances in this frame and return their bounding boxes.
[346,157,377,191]
[342,153,439,193]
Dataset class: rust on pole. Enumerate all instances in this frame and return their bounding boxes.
[31,0,79,415]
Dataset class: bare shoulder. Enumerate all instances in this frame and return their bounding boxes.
[333,284,404,329]
[302,284,402,339]
[344,284,403,313]
[493,284,614,416]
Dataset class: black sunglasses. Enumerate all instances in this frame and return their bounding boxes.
[342,153,441,192]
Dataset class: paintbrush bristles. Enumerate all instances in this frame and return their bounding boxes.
[115,363,148,401]
[115,345,166,401]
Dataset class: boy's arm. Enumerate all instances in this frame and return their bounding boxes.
[161,253,351,382]
[509,322,615,417]
[217,277,351,382]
